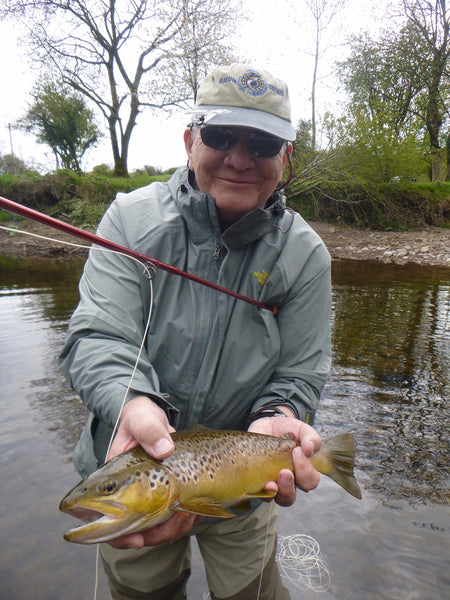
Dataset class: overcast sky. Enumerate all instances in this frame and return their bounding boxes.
[0,0,393,172]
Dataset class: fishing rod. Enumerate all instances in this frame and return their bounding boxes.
[0,196,277,314]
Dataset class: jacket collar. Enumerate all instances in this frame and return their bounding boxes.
[168,167,287,250]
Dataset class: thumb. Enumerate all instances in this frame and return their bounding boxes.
[107,396,175,461]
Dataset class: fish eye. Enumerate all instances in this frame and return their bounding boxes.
[102,480,117,494]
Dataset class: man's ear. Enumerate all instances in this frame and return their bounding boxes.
[184,128,193,158]
[282,142,293,167]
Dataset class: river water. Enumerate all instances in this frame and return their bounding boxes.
[0,255,448,600]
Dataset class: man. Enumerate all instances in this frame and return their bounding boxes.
[60,63,332,599]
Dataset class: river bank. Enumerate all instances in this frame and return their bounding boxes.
[1,218,449,270]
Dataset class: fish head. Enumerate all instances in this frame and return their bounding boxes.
[60,451,172,544]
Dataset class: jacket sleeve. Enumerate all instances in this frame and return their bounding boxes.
[59,199,179,433]
[249,245,332,426]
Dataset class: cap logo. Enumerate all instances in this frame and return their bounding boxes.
[238,70,267,97]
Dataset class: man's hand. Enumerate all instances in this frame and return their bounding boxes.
[248,413,321,506]
[106,395,175,461]
[107,512,203,550]
[105,396,201,549]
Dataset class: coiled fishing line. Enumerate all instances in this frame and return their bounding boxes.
[276,534,330,592]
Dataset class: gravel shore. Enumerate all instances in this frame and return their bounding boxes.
[310,221,450,269]
[1,219,449,271]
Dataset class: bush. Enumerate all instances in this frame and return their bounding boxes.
[0,170,171,228]
[287,181,450,230]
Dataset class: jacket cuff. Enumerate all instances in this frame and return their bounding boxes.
[148,393,180,429]
[246,399,300,428]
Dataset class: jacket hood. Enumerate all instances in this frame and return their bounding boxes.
[167,167,290,250]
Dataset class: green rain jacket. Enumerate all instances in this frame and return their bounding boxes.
[59,167,332,477]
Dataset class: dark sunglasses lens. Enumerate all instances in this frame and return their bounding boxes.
[200,126,237,151]
[200,126,284,158]
[248,133,284,158]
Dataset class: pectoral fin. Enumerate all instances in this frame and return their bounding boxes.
[245,490,276,500]
[231,490,276,513]
[172,497,236,519]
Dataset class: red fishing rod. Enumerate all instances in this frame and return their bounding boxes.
[0,196,277,314]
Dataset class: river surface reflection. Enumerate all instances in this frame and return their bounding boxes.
[0,256,448,600]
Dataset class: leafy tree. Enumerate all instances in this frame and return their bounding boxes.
[337,2,450,181]
[402,0,450,181]
[292,119,314,166]
[329,109,427,182]
[338,27,425,138]
[0,0,241,176]
[0,153,29,175]
[19,81,101,173]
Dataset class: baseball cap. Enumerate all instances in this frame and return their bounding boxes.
[192,63,296,141]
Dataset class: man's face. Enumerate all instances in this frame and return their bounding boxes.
[184,126,290,229]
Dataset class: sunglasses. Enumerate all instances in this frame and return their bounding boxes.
[199,125,285,158]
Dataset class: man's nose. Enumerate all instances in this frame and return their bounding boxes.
[224,136,255,169]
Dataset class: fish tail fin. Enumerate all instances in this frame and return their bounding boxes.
[315,433,362,499]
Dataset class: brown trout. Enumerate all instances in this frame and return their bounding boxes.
[60,427,361,544]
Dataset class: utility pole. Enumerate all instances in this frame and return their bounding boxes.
[8,123,14,156]
[8,123,15,175]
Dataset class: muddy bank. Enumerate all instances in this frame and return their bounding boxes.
[1,219,449,271]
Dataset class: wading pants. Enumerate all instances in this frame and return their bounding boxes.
[100,502,290,600]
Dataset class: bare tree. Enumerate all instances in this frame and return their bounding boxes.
[0,0,240,176]
[167,0,239,103]
[304,0,348,152]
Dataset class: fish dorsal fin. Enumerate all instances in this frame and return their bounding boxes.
[185,424,209,433]
[172,497,236,519]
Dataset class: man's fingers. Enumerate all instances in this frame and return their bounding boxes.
[293,446,320,491]
[107,513,201,549]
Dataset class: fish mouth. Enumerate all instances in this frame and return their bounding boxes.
[60,499,129,544]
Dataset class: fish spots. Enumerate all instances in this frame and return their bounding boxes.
[145,466,170,489]
[163,428,296,490]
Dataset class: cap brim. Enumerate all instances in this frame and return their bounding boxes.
[192,105,296,141]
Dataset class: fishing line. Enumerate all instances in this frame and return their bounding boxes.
[198,530,331,598]
[0,224,156,600]
[0,224,94,250]
[276,534,330,592]
[256,500,274,600]
[90,255,155,600]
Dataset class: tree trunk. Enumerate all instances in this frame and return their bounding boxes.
[445,134,450,181]
[311,18,319,153]
[426,78,443,182]
[430,147,441,182]
[113,156,128,178]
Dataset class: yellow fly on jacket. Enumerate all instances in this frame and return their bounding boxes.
[60,426,362,544]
